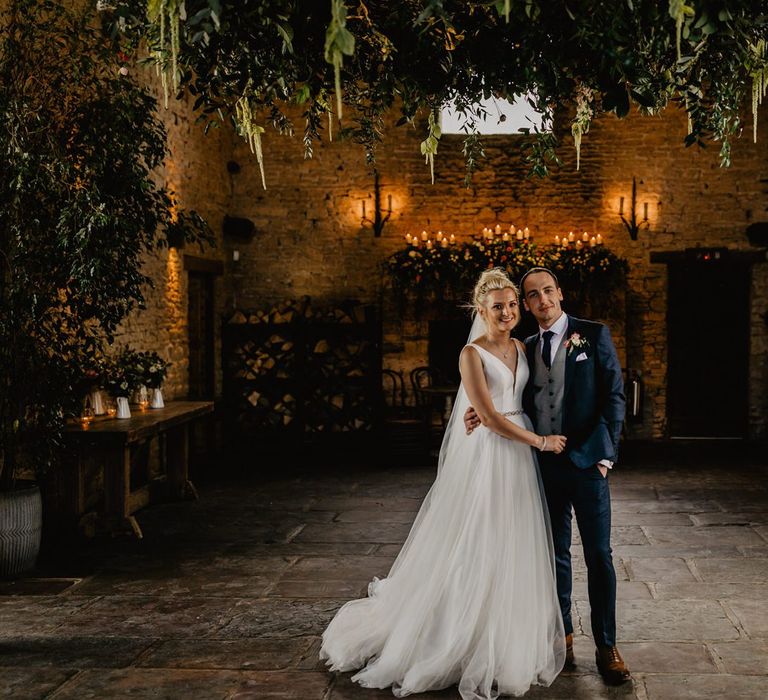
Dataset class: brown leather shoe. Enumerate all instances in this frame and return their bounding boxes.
[595,646,631,685]
[564,633,575,666]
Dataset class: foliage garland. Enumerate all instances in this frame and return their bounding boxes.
[0,1,211,490]
[105,1,768,183]
[385,237,628,317]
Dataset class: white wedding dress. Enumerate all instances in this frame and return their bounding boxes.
[320,334,565,699]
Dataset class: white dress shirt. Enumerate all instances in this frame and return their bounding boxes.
[538,312,613,470]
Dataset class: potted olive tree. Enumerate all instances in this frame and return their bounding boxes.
[0,0,211,575]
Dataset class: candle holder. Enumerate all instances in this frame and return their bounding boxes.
[80,406,94,428]
[361,169,392,238]
[619,177,650,241]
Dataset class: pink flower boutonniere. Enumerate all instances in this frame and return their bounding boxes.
[565,332,590,356]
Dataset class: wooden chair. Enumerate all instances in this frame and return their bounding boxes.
[380,369,429,463]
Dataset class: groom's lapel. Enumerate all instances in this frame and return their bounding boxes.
[524,334,538,373]
[563,315,578,401]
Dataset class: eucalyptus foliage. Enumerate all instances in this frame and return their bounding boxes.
[109,0,768,181]
[0,0,211,489]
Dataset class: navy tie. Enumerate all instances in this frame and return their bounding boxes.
[542,330,555,370]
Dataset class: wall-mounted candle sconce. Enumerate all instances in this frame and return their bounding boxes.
[619,177,650,241]
[361,169,392,237]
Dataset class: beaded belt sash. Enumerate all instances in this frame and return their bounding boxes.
[502,410,524,416]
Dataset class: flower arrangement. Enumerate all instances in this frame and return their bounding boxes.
[138,351,170,389]
[102,348,170,397]
[385,233,628,318]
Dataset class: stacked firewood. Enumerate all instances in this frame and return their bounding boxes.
[224,298,379,436]
[227,296,370,325]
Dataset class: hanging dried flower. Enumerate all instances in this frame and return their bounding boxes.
[750,40,768,143]
[571,83,594,171]
[147,0,186,109]
[235,91,267,190]
[324,0,355,121]
[420,109,441,184]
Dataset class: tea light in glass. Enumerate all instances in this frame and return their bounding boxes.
[80,406,94,428]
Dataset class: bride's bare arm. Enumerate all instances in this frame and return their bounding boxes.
[459,346,566,453]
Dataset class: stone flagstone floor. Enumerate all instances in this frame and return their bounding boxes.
[1,454,768,699]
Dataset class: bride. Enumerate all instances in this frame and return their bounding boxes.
[320,268,567,699]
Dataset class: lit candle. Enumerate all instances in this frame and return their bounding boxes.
[523,229,530,240]
[441,237,448,248]
[568,231,575,242]
[436,231,443,241]
[426,239,433,249]
[449,234,456,245]
[421,230,428,241]
[516,229,523,240]
[596,234,603,245]
[405,233,413,245]
[562,238,568,248]
[509,224,516,234]
[502,232,510,242]
[590,236,596,247]
[554,235,560,246]
[576,240,583,249]
[495,224,501,236]
[582,232,589,242]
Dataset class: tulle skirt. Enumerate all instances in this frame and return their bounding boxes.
[320,417,566,699]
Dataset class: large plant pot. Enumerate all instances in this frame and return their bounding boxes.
[0,483,42,578]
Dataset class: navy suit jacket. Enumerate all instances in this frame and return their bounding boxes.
[523,315,625,468]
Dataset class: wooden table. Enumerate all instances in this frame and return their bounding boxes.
[64,401,214,538]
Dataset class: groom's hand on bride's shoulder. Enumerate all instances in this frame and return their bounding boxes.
[464,407,480,434]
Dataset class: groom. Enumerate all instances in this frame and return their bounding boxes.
[464,267,629,685]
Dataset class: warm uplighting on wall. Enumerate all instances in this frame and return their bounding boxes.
[553,231,603,249]
[165,246,183,332]
[618,177,650,241]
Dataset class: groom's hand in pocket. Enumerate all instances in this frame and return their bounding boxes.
[464,407,481,434]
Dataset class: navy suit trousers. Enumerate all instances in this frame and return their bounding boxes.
[539,452,617,647]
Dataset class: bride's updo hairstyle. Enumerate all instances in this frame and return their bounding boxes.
[472,268,519,315]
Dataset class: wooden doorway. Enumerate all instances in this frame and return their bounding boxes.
[185,256,222,400]
[665,252,751,438]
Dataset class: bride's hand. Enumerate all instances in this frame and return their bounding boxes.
[541,435,567,454]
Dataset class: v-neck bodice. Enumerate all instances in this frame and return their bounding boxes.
[466,342,528,414]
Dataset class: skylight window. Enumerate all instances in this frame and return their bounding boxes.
[440,95,550,135]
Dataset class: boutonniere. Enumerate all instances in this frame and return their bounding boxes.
[565,332,590,356]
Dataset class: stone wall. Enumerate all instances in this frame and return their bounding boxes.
[221,104,768,439]
[116,85,233,399]
[118,84,768,439]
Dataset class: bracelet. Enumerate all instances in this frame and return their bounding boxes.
[539,435,547,451]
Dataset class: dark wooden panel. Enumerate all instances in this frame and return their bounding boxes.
[666,260,750,438]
